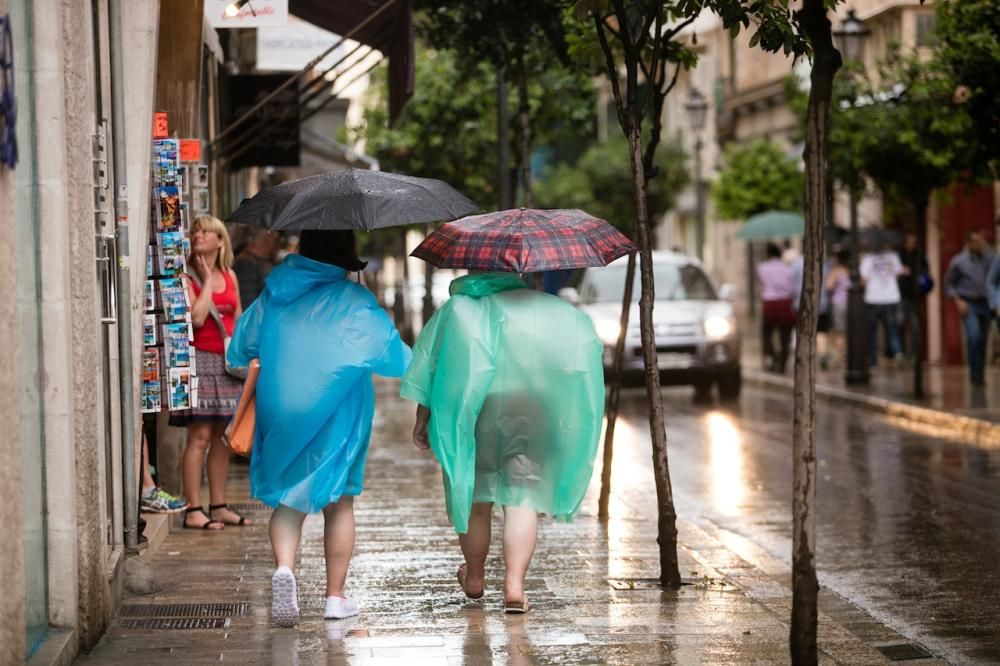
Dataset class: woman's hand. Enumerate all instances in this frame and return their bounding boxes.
[194,254,213,283]
[413,404,431,450]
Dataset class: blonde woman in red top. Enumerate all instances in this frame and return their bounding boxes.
[170,215,252,530]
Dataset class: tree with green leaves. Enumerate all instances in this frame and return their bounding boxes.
[535,134,690,232]
[351,48,500,334]
[935,0,999,178]
[416,0,576,206]
[712,139,804,220]
[850,46,974,398]
[574,3,844,662]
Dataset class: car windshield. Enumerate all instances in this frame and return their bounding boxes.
[581,263,716,303]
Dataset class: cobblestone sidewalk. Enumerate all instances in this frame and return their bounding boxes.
[78,382,945,665]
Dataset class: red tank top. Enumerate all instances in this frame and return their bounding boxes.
[190,270,238,353]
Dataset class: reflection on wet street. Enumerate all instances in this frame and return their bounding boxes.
[611,385,1000,664]
[78,380,997,664]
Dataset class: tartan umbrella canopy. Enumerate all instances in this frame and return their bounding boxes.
[411,208,636,273]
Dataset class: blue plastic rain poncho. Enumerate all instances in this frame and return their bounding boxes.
[400,273,604,533]
[227,254,411,514]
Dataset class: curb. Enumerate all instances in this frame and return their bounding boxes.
[744,370,1000,447]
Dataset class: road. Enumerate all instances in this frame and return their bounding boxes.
[609,384,1000,664]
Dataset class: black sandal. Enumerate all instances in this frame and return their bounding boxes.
[184,507,224,530]
[209,503,250,526]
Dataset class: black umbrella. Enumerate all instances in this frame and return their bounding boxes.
[227,169,478,231]
[861,226,903,250]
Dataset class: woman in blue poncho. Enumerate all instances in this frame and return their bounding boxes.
[401,273,604,613]
[228,230,411,627]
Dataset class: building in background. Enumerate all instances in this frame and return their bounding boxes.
[659,0,996,364]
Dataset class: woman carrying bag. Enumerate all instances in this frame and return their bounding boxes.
[170,215,252,531]
[227,229,411,627]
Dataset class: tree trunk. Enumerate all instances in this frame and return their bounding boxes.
[792,2,841,663]
[627,115,681,589]
[394,227,414,345]
[423,227,437,327]
[496,55,513,210]
[515,55,533,207]
[598,252,636,520]
[911,199,928,399]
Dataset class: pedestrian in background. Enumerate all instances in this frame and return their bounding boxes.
[227,230,411,627]
[756,243,797,373]
[233,228,279,310]
[860,239,905,368]
[945,230,995,385]
[402,272,604,613]
[825,248,852,368]
[988,249,1000,334]
[171,215,249,531]
[897,232,931,361]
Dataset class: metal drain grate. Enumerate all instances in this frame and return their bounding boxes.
[120,617,230,630]
[119,602,249,618]
[609,578,698,590]
[875,643,933,661]
[226,501,271,512]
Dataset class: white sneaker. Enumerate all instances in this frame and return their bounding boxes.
[324,595,359,619]
[271,566,299,627]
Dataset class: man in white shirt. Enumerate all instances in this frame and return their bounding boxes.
[860,241,906,367]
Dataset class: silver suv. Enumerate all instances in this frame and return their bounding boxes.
[560,251,741,400]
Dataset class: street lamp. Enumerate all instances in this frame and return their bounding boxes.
[833,9,871,385]
[685,86,708,260]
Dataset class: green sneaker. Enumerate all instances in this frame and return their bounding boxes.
[141,487,188,514]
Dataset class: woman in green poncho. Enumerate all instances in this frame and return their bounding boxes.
[400,272,604,613]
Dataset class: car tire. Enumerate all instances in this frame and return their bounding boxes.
[717,369,742,402]
[693,380,713,404]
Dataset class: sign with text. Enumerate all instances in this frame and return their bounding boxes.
[179,139,202,163]
[153,112,168,139]
[205,0,288,29]
[256,15,342,71]
[225,74,299,168]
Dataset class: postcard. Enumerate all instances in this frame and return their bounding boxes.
[193,187,210,214]
[143,314,158,347]
[158,231,187,276]
[159,277,189,322]
[144,280,156,311]
[140,380,161,413]
[195,164,209,188]
[142,348,160,383]
[168,367,193,411]
[156,186,182,231]
[163,322,192,368]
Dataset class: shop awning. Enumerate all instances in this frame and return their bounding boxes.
[289,0,414,123]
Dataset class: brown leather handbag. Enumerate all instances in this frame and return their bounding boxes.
[224,359,259,457]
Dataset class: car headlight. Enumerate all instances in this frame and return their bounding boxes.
[595,319,622,345]
[704,315,733,339]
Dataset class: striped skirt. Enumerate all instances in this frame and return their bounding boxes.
[168,347,243,425]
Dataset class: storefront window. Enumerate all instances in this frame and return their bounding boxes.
[9,0,49,658]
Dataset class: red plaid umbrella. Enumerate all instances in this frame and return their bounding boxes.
[411,208,636,273]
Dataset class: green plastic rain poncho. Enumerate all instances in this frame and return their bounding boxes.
[400,273,604,533]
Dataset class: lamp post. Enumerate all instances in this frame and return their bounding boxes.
[833,9,871,385]
[685,87,708,260]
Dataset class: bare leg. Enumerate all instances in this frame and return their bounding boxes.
[182,422,214,527]
[142,437,156,493]
[458,502,493,596]
[502,506,538,603]
[270,505,306,570]
[207,421,251,525]
[322,498,355,597]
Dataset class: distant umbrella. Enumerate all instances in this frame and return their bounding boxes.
[411,208,636,273]
[861,227,903,250]
[735,211,804,240]
[226,169,478,231]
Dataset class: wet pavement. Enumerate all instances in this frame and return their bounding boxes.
[612,384,1000,664]
[77,380,998,665]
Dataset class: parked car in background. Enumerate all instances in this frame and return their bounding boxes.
[560,251,741,400]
